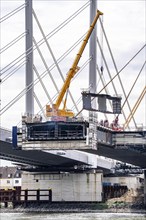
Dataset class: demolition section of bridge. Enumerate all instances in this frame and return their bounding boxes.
[13,92,146,160]
[14,114,146,155]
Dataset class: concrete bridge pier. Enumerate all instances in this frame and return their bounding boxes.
[144,169,146,208]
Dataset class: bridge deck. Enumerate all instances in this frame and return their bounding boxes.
[0,141,87,170]
[1,126,146,169]
[83,145,146,169]
[0,139,146,169]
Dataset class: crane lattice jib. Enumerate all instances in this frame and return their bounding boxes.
[46,10,103,117]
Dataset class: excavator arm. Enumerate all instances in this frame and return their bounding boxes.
[46,10,103,118]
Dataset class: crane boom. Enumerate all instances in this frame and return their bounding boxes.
[46,10,103,118]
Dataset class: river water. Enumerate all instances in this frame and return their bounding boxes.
[0,213,146,220]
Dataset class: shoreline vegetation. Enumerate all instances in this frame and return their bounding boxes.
[0,201,146,214]
[1,187,145,213]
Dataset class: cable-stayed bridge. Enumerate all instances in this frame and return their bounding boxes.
[0,0,146,205]
[1,1,145,127]
[0,1,146,170]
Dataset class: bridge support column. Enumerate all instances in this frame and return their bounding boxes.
[144,169,146,208]
[25,0,34,115]
[89,1,98,150]
[22,172,103,202]
[89,0,97,105]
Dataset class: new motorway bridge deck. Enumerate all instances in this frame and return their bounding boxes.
[0,139,146,170]
[0,141,87,171]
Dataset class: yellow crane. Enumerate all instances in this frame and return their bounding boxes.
[124,85,146,129]
[46,10,103,118]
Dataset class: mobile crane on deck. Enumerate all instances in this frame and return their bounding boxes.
[46,10,103,119]
[21,10,103,142]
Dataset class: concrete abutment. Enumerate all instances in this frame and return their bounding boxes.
[22,171,103,202]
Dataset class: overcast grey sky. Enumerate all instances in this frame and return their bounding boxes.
[0,0,146,130]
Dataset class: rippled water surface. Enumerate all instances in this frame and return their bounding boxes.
[0,213,146,220]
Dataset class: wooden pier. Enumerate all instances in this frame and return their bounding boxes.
[0,188,52,208]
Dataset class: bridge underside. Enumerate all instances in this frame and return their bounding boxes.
[0,141,88,171]
[0,140,146,170]
[82,145,146,169]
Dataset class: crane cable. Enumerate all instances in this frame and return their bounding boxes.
[95,16,104,89]
[99,17,137,127]
[97,16,109,120]
[100,16,104,76]
[75,44,146,117]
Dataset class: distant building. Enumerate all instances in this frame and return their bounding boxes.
[0,167,22,189]
[0,127,12,142]
[103,174,144,190]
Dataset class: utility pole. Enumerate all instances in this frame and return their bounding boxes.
[25,0,34,115]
